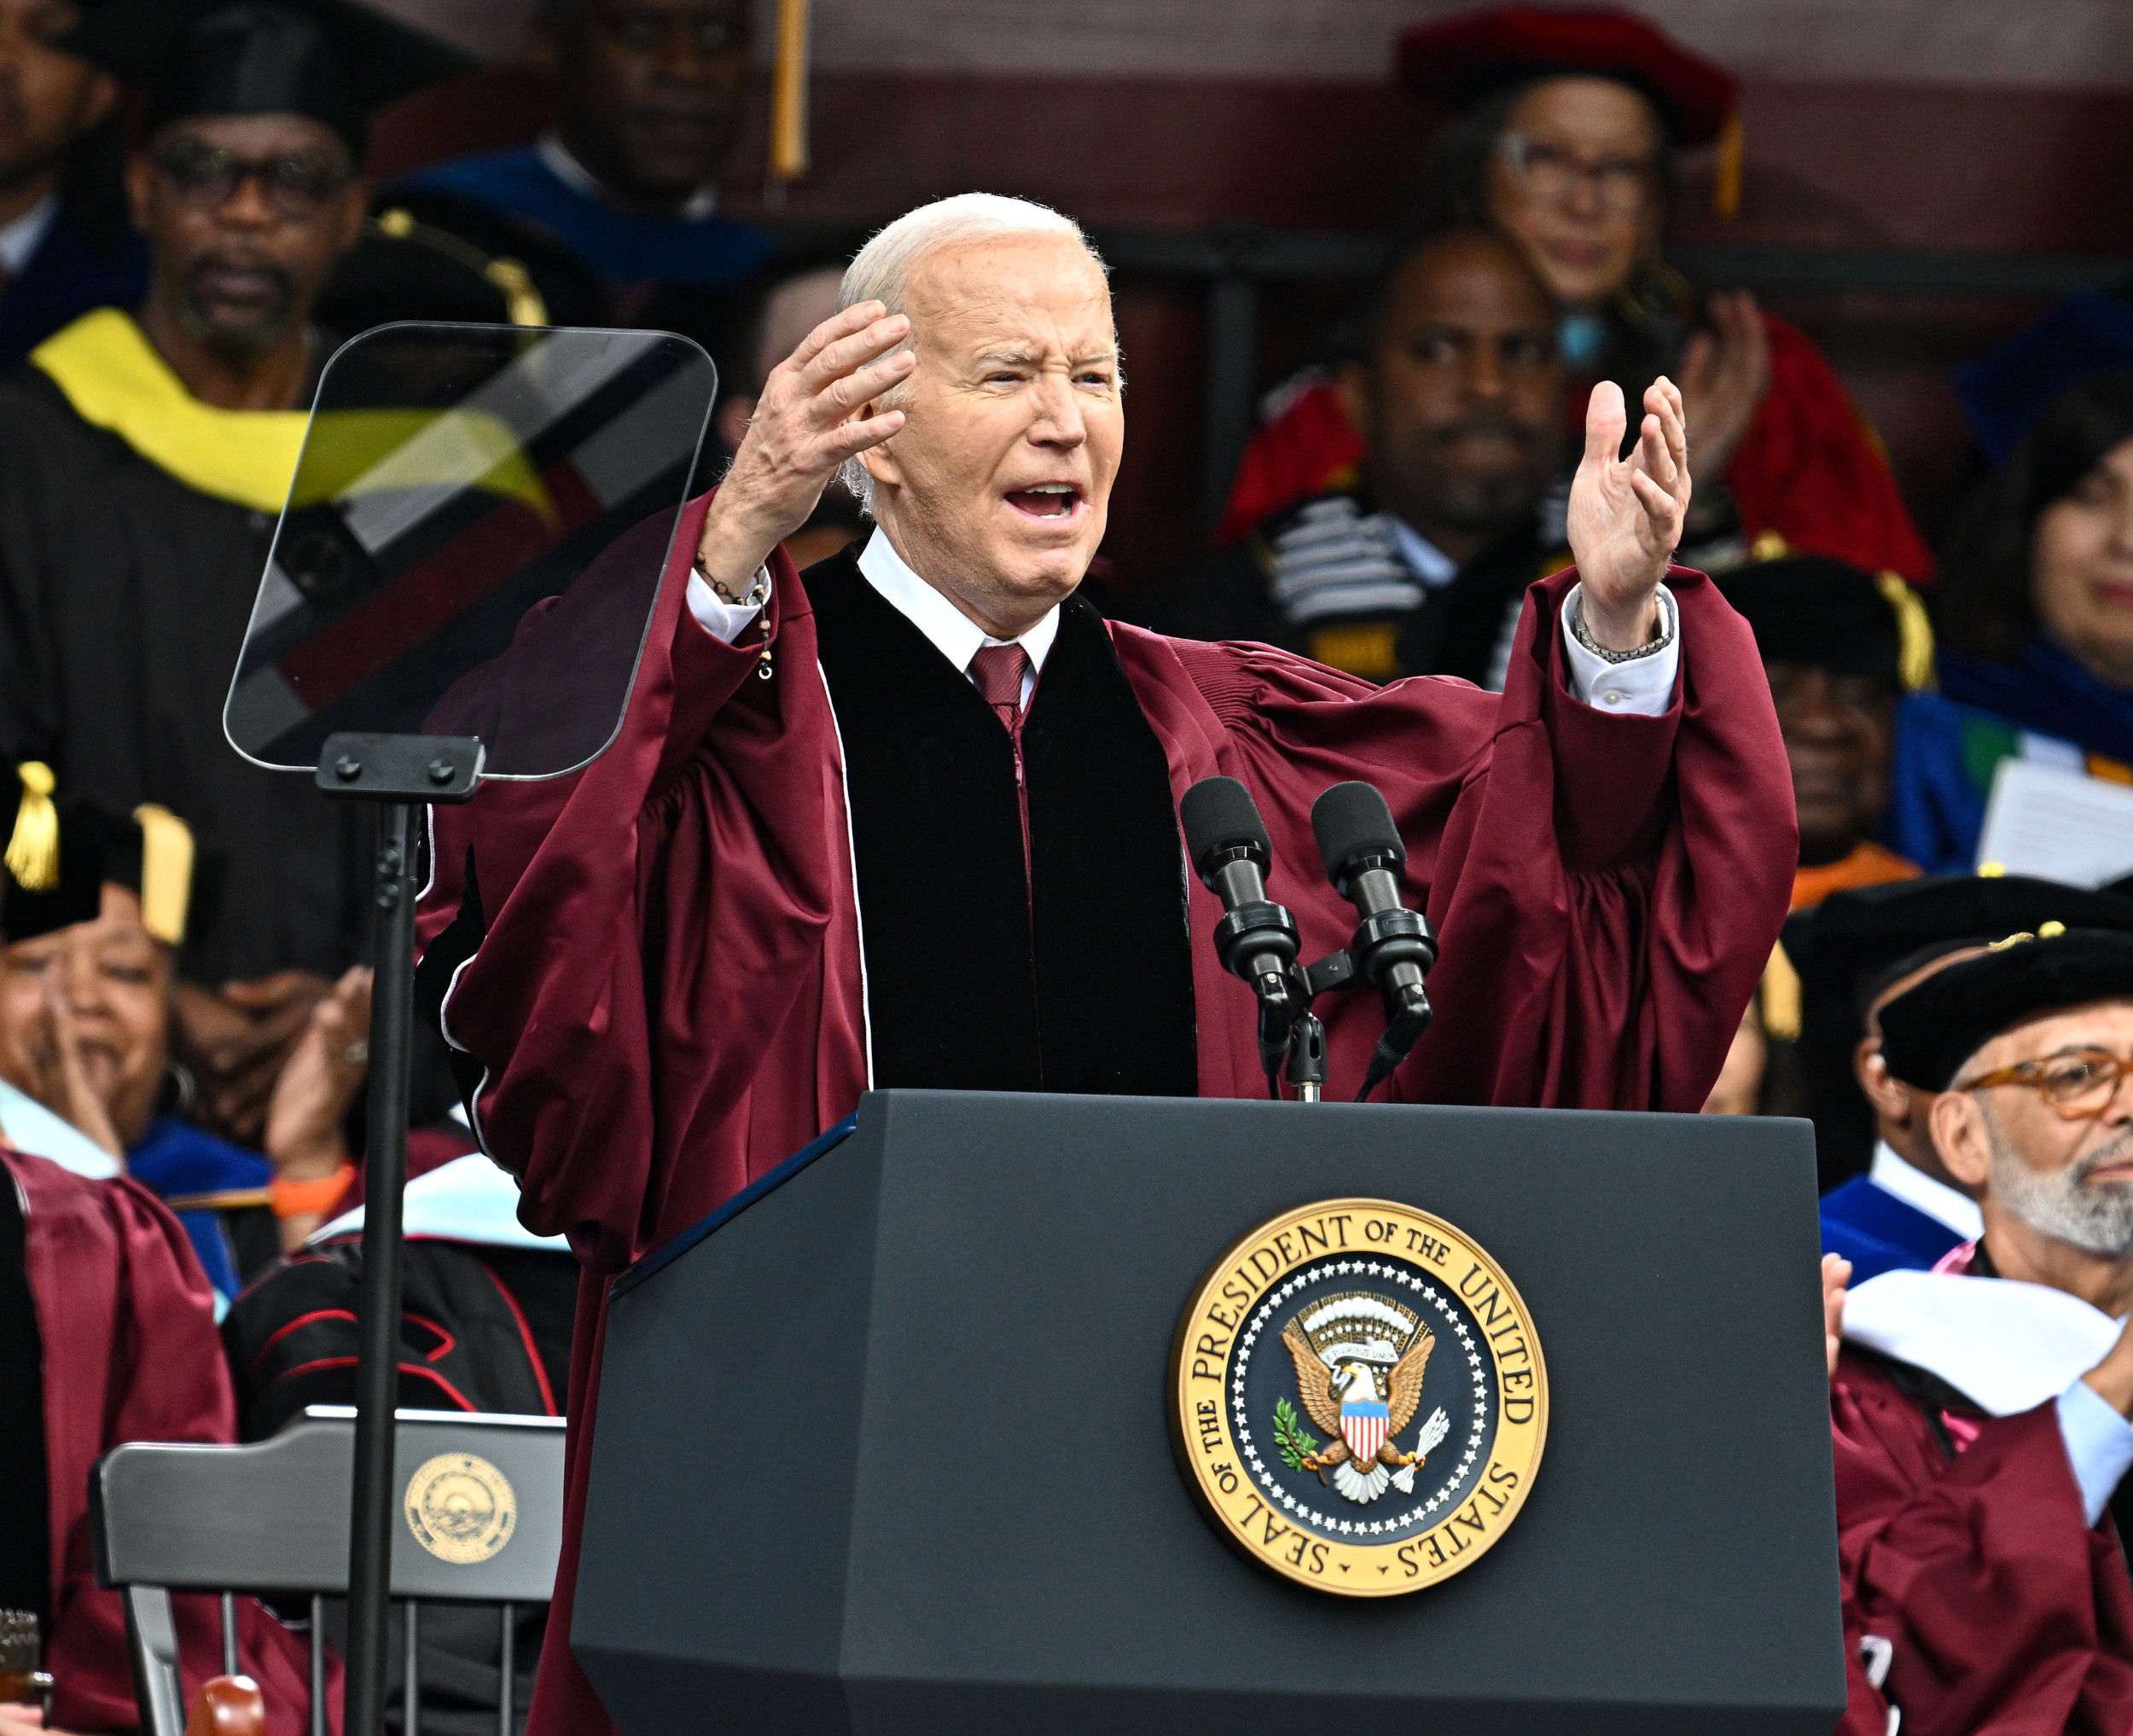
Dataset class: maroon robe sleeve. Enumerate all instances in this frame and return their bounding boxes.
[421,497,868,1274]
[1116,563,1794,1110]
[1831,1351,2133,1734]
[8,1146,331,1734]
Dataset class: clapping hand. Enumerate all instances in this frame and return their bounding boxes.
[1565,376,1691,652]
[26,973,122,1158]
[1822,1252,1851,1380]
[1678,289,1772,481]
[695,300,914,595]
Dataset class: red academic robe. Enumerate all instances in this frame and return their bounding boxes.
[4,1145,331,1734]
[417,491,1795,1734]
[1832,1348,2133,1733]
[1218,313,1935,582]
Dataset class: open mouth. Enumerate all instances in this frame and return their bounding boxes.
[1005,484,1081,520]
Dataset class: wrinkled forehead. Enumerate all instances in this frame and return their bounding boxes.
[1969,996,2133,1075]
[903,233,1117,359]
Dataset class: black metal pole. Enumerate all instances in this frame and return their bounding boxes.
[346,798,419,1736]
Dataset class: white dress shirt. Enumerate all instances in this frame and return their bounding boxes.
[1868,1139,1985,1242]
[689,527,1680,716]
[0,191,57,279]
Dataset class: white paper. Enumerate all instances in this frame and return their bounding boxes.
[1975,757,2133,888]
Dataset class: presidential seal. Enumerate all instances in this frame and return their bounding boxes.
[1170,1199,1546,1596]
[404,1452,518,1565]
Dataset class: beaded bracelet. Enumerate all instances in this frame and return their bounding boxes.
[695,563,771,610]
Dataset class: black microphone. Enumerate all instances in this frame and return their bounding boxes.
[1180,776,1300,1083]
[1311,781,1438,1100]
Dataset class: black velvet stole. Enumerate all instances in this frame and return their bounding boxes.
[805,549,1197,1096]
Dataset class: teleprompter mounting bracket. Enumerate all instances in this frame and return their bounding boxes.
[315,731,485,804]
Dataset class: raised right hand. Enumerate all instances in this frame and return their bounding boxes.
[694,300,914,593]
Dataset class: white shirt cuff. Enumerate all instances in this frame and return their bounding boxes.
[2057,1378,2133,1526]
[1559,583,1678,717]
[686,565,772,642]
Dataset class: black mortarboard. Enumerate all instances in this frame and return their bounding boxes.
[3,763,195,946]
[1878,926,2133,1092]
[1713,555,1930,690]
[1785,874,2133,1065]
[63,0,468,154]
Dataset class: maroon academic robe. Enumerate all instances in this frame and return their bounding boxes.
[5,1144,331,1733]
[1833,1349,2133,1733]
[418,491,1794,1734]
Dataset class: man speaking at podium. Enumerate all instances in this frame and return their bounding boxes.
[417,195,1793,1733]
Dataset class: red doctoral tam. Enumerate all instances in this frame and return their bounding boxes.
[1397,6,1738,146]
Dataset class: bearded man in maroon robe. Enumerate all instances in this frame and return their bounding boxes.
[1832,928,2133,1733]
[416,191,1794,1734]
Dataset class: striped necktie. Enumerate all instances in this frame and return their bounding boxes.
[968,642,1030,733]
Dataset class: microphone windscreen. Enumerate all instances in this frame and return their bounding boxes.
[1179,776,1270,877]
[1311,781,1406,880]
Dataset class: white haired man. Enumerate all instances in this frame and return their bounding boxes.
[418,192,1793,1733]
[1832,926,2133,1733]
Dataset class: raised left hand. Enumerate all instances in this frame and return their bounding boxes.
[1565,376,1690,651]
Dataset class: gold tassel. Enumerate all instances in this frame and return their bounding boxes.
[131,803,194,946]
[1760,939,1801,1043]
[1713,113,1744,222]
[6,762,58,892]
[1874,572,1936,693]
[770,0,811,185]
[484,258,548,328]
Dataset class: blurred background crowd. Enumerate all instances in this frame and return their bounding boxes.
[5,0,2133,1730]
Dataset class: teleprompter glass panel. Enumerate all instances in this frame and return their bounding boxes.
[224,322,716,779]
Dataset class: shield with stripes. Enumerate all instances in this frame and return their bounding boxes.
[1340,1397,1388,1464]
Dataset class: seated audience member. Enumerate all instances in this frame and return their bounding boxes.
[1713,556,1930,910]
[392,0,770,340]
[0,0,145,374]
[0,909,319,1730]
[1223,8,1931,584]
[1830,924,2133,1733]
[0,0,459,1142]
[225,1011,571,1734]
[1895,371,2133,872]
[1785,876,2133,1193]
[1130,226,1566,686]
[0,775,287,1303]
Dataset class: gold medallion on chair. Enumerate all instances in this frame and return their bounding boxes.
[1170,1199,1547,1597]
[404,1452,519,1565]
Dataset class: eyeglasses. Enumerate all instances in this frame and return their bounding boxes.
[1497,131,1656,216]
[149,142,352,219]
[1958,1048,2133,1121]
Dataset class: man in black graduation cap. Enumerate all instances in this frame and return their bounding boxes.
[1828,926,2133,1733]
[0,0,459,1141]
[1785,874,2133,1260]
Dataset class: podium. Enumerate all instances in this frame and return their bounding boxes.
[577,1091,1845,1734]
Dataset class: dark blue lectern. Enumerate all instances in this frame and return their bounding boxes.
[576,1090,1845,1734]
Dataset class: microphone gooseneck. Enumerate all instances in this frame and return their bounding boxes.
[1311,781,1438,1100]
[1180,776,1302,1090]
